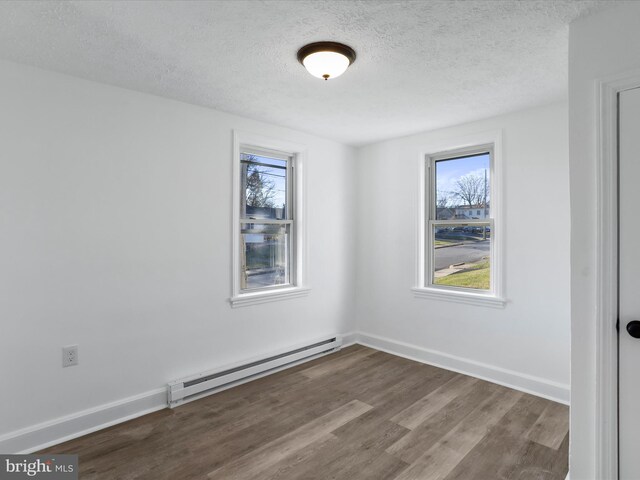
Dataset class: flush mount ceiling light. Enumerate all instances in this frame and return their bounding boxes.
[297,42,356,81]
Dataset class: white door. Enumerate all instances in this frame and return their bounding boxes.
[619,86,640,480]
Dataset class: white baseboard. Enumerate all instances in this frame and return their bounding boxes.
[0,330,567,454]
[0,388,167,454]
[0,331,357,454]
[340,331,358,348]
[356,332,570,405]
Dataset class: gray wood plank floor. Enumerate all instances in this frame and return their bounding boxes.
[40,345,569,479]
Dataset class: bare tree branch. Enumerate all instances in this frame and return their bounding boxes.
[245,156,277,208]
[452,174,484,207]
[437,190,453,208]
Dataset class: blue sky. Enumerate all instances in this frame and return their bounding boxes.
[435,153,490,204]
[242,153,287,208]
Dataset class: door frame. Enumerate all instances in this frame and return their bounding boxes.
[595,69,640,480]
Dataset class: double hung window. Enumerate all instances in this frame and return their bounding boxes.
[414,137,504,308]
[427,147,493,292]
[231,132,308,307]
[239,148,293,292]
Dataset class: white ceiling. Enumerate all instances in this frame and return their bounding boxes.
[0,0,617,146]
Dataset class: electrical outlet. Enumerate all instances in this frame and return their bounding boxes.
[62,345,78,367]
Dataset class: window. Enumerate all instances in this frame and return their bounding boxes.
[413,134,504,307]
[430,148,492,291]
[240,150,292,291]
[231,132,308,307]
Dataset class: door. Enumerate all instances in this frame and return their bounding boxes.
[619,86,640,479]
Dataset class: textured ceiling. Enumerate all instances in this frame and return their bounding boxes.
[0,0,618,146]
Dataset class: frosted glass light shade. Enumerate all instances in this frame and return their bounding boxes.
[302,51,350,80]
[297,42,356,81]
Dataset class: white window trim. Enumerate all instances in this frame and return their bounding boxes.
[412,129,506,308]
[230,130,308,307]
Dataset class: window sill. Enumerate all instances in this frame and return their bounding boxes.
[411,287,506,308]
[230,287,310,308]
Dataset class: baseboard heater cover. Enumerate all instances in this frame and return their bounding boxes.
[167,336,342,407]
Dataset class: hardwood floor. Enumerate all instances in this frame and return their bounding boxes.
[40,345,569,479]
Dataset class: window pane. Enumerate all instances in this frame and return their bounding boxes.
[241,153,288,220]
[432,223,491,290]
[435,152,490,220]
[241,223,290,290]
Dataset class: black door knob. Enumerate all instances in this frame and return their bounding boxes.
[627,321,640,339]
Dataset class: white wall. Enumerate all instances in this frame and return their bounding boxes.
[355,102,571,401]
[0,55,575,455]
[0,60,357,450]
[569,3,640,479]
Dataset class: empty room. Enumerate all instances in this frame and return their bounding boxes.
[1,1,639,479]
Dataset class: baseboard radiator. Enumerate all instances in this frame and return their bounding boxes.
[167,336,342,407]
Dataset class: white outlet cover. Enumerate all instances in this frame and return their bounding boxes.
[62,345,78,367]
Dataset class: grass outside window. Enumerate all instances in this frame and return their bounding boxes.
[434,260,490,290]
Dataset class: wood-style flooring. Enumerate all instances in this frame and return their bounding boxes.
[41,345,569,479]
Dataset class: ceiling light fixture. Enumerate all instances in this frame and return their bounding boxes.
[297,41,356,81]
